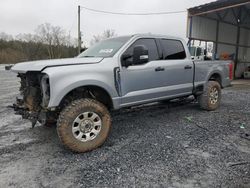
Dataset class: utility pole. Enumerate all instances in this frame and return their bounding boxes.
[78,5,81,54]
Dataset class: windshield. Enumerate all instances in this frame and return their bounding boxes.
[78,36,131,58]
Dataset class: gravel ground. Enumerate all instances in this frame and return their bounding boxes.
[0,65,250,188]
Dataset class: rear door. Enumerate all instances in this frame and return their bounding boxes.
[159,39,194,96]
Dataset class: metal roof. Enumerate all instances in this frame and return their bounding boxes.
[188,0,250,16]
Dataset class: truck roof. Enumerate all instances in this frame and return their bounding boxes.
[131,33,185,41]
[107,34,185,42]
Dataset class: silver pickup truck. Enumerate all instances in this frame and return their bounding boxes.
[11,34,233,153]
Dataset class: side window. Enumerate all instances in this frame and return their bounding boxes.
[161,39,186,60]
[124,38,159,62]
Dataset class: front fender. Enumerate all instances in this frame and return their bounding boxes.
[42,65,118,108]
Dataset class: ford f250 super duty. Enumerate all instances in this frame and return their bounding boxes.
[10,34,233,153]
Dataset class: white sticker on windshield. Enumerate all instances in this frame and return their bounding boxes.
[99,49,113,53]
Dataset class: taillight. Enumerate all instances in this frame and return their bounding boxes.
[229,62,234,80]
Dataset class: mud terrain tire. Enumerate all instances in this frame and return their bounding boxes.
[57,98,111,153]
[198,81,221,111]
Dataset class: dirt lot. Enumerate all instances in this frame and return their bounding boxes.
[0,65,250,188]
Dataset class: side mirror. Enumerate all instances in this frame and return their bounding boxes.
[121,54,132,67]
[133,45,149,65]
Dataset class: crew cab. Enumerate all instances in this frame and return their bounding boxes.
[10,34,233,153]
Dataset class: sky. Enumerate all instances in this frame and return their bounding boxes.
[0,0,215,46]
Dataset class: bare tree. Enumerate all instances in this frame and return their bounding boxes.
[90,29,116,46]
[35,23,73,58]
[0,23,78,64]
[36,23,55,58]
[0,32,13,41]
[16,33,36,42]
[103,29,116,38]
[15,33,43,60]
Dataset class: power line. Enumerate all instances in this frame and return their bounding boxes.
[79,5,186,15]
[77,5,187,53]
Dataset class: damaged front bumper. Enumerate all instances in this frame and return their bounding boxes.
[10,95,40,127]
[10,95,54,128]
[10,72,52,127]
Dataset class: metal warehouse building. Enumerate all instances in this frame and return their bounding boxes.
[187,0,250,78]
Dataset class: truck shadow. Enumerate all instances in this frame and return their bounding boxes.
[106,98,200,146]
[28,98,200,153]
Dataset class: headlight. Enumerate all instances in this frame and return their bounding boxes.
[40,74,50,107]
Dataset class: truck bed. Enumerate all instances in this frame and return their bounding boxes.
[194,60,232,88]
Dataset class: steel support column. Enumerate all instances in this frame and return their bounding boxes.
[214,20,220,59]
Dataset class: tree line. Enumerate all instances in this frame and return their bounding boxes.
[0,23,78,64]
[0,23,117,64]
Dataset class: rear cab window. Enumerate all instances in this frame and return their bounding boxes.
[160,39,186,60]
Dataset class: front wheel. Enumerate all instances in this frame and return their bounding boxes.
[57,98,111,153]
[198,81,221,111]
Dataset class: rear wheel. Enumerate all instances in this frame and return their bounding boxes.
[57,98,111,153]
[198,81,221,111]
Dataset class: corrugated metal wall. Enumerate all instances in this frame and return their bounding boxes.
[218,23,237,44]
[187,14,250,77]
[187,16,217,41]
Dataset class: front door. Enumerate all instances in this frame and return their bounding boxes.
[120,38,165,106]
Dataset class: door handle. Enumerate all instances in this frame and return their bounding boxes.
[155,67,165,72]
[184,65,192,69]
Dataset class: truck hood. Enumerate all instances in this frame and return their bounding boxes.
[11,57,103,73]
